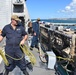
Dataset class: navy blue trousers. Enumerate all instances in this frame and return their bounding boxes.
[5,45,26,71]
[31,35,39,47]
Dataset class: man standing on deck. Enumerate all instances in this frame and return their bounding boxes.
[30,18,40,52]
[0,15,29,75]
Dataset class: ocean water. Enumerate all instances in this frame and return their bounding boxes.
[32,19,76,23]
[32,19,76,30]
[42,19,76,23]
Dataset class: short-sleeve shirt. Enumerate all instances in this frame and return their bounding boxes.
[1,24,27,45]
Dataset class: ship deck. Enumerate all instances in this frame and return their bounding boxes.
[0,39,55,75]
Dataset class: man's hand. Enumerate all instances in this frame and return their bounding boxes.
[0,35,4,42]
[34,32,36,36]
[20,35,28,45]
[20,40,25,45]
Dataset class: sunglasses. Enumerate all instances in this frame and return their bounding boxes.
[11,19,18,22]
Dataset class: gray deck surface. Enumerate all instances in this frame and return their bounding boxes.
[0,39,55,75]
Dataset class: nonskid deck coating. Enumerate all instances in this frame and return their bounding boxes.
[0,40,55,75]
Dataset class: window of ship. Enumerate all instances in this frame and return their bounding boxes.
[13,5,24,13]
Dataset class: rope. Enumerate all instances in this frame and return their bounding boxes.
[20,44,36,65]
[0,44,36,66]
[46,54,74,62]
[5,53,24,61]
[57,56,74,62]
[39,48,74,62]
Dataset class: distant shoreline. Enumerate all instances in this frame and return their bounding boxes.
[32,19,76,23]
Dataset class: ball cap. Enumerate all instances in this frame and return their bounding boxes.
[37,18,40,21]
[11,15,21,21]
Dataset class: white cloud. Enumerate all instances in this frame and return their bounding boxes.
[65,6,71,10]
[59,0,76,14]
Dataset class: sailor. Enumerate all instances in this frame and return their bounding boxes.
[0,15,29,75]
[30,18,40,51]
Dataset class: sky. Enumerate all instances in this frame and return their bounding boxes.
[26,0,76,19]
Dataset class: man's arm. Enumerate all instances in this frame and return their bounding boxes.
[32,22,37,36]
[32,22,36,32]
[20,35,28,45]
[20,26,28,45]
[22,34,28,41]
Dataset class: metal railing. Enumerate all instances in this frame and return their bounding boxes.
[40,26,76,57]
